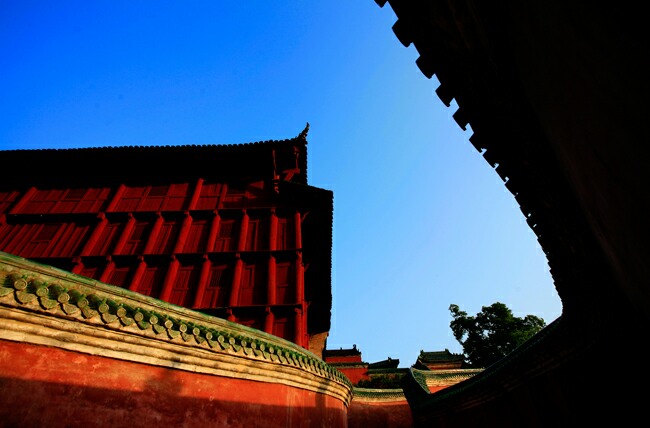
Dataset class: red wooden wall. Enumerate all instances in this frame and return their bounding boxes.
[0,179,310,348]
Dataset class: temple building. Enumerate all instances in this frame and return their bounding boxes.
[0,127,358,426]
[323,345,408,388]
[324,346,480,391]
[410,350,482,394]
[2,0,646,423]
[412,349,464,371]
[323,345,369,384]
[0,124,332,357]
[323,345,480,427]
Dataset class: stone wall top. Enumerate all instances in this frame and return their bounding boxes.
[0,251,352,405]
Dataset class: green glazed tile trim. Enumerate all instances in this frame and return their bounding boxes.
[411,367,432,391]
[0,251,352,394]
[353,387,406,402]
[414,368,484,382]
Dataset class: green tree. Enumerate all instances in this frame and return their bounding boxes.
[449,302,546,368]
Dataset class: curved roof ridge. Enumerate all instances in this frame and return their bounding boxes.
[298,122,310,142]
[1,123,311,153]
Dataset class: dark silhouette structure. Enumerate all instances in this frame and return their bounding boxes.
[0,125,333,356]
[375,0,650,426]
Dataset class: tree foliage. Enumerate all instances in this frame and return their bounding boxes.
[449,302,546,368]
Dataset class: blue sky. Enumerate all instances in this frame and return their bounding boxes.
[0,1,562,366]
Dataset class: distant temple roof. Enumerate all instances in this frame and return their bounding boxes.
[417,349,464,364]
[414,349,465,371]
[322,344,361,358]
[368,357,400,370]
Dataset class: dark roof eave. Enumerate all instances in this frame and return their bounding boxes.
[0,129,310,188]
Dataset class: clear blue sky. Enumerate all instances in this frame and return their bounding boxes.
[0,1,562,366]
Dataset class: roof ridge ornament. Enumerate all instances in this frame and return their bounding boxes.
[298,122,310,141]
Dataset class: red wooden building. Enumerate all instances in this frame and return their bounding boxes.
[412,349,464,371]
[323,345,369,385]
[0,125,333,356]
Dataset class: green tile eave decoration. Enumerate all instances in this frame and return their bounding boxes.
[353,387,406,402]
[411,368,432,391]
[0,251,352,396]
[415,368,484,381]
